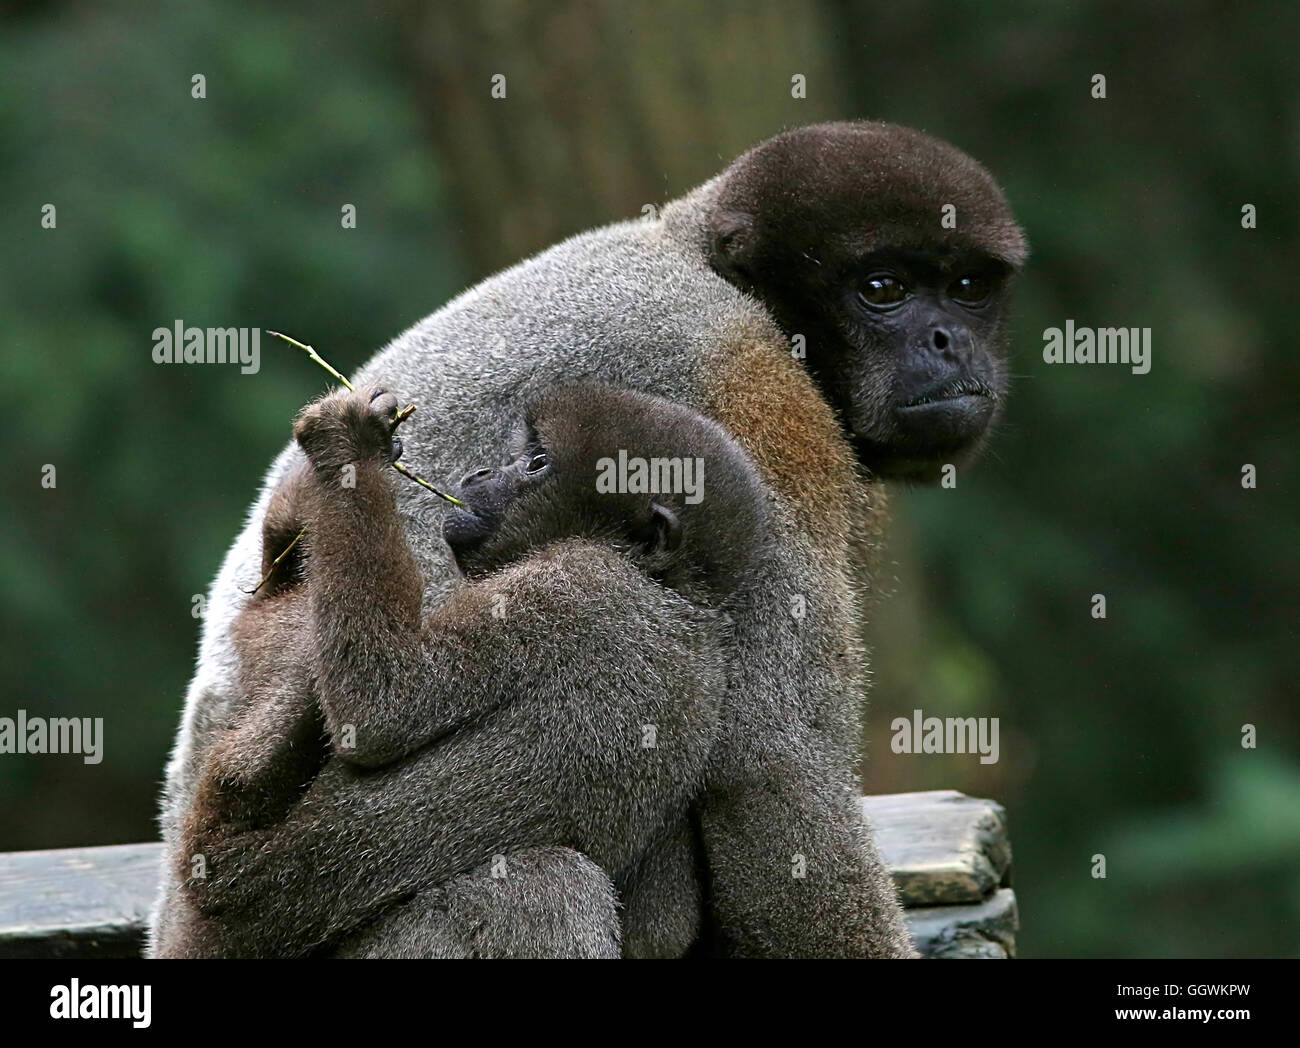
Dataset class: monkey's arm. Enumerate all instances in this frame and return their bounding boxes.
[157,606,326,959]
[181,540,723,957]
[697,741,916,958]
[185,684,325,834]
[155,686,327,960]
[185,459,326,832]
[291,386,556,768]
[307,488,532,769]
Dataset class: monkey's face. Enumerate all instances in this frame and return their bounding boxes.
[818,250,1013,481]
[724,237,1016,482]
[443,403,680,580]
[708,120,1027,483]
[442,437,553,576]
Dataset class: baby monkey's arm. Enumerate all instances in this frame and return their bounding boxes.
[293,385,538,768]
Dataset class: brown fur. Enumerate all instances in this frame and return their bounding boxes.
[169,384,774,958]
[704,328,857,543]
[710,120,1028,271]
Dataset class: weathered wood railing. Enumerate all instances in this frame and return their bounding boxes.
[0,789,1014,958]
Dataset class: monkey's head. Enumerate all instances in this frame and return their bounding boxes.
[444,385,769,601]
[707,120,1028,482]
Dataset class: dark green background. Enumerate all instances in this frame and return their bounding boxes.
[2,1,1295,957]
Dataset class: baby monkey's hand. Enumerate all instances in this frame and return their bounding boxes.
[293,385,405,474]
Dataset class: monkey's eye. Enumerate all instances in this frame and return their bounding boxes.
[858,274,908,310]
[948,274,995,306]
[524,451,550,474]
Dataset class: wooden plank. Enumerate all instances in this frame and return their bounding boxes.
[0,791,1016,958]
[0,842,160,959]
[863,790,1012,906]
[906,888,1019,959]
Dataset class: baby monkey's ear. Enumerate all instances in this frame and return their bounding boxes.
[647,502,682,554]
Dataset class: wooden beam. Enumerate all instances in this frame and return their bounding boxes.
[863,790,1013,906]
[0,790,1015,958]
[0,842,159,959]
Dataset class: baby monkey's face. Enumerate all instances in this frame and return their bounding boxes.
[441,409,681,581]
[442,426,553,576]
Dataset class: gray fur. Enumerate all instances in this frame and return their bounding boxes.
[333,848,622,960]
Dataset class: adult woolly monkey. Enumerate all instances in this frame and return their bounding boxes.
[151,120,1026,958]
[160,383,768,958]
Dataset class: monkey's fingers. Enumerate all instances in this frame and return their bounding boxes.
[385,402,416,466]
[366,387,401,420]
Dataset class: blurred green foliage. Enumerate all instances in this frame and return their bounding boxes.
[1,0,1295,957]
[0,0,464,846]
[839,0,1300,957]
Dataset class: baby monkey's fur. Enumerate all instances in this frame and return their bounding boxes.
[161,383,770,958]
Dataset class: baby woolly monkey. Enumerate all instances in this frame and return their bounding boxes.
[162,382,770,958]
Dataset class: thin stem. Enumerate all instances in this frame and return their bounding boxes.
[243,524,306,596]
[392,461,463,504]
[267,329,466,508]
[267,331,354,391]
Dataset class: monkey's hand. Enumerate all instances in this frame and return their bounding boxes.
[293,385,404,476]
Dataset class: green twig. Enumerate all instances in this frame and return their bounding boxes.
[242,524,306,596]
[266,330,354,391]
[244,331,467,597]
[266,329,465,508]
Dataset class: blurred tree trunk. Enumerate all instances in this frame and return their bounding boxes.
[402,0,846,276]
[397,0,941,791]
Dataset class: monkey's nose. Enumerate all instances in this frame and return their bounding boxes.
[460,467,494,488]
[931,327,952,352]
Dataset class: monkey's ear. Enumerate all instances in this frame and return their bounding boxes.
[708,209,757,279]
[648,502,682,554]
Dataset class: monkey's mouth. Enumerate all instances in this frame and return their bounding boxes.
[442,505,493,548]
[857,375,998,481]
[893,376,996,450]
[897,376,994,410]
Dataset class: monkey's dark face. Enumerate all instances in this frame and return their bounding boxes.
[820,248,1012,480]
[722,238,1014,482]
[708,120,1027,483]
[441,437,554,575]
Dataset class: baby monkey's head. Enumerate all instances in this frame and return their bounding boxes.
[443,384,770,602]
